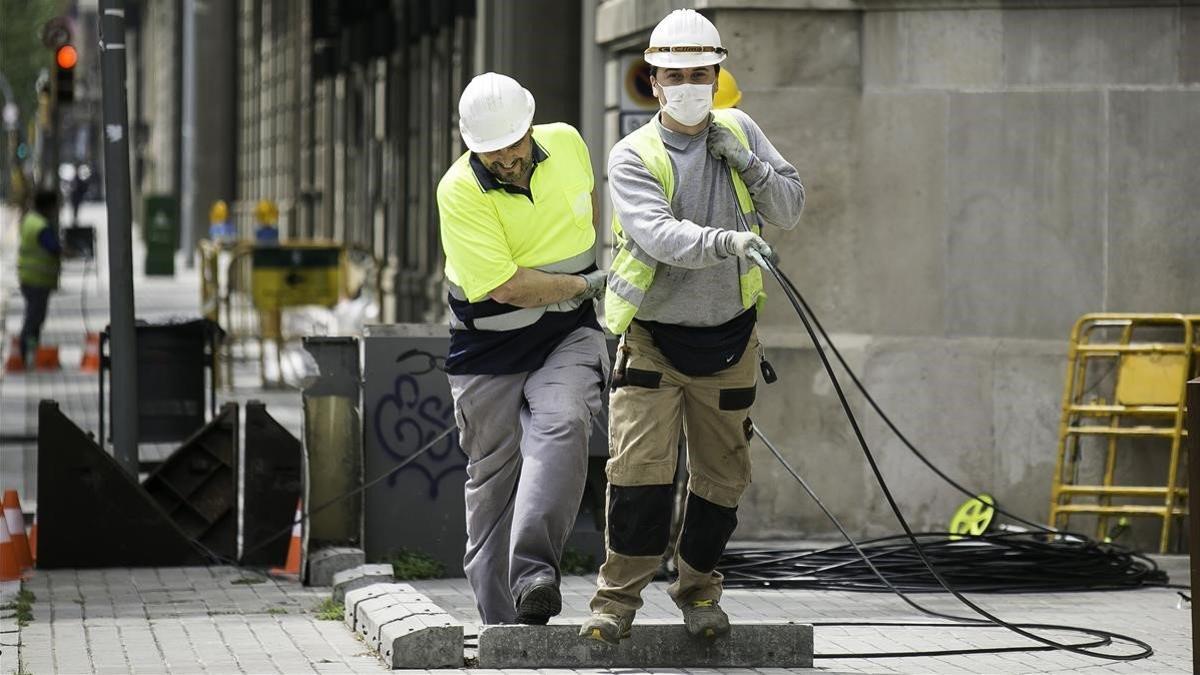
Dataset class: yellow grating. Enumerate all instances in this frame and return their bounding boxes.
[1115,352,1187,406]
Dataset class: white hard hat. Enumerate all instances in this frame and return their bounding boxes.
[644,9,727,69]
[458,72,536,153]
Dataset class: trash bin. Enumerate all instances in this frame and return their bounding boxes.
[143,194,177,276]
[99,318,222,445]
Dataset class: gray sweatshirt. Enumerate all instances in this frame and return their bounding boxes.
[608,109,805,327]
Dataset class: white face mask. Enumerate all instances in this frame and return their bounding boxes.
[657,82,713,126]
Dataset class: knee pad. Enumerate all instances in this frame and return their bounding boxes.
[679,491,738,573]
[607,484,673,557]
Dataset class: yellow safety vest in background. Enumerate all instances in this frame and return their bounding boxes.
[18,211,60,289]
[604,108,764,335]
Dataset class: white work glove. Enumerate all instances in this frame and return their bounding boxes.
[707,124,753,172]
[721,231,777,269]
[576,269,608,301]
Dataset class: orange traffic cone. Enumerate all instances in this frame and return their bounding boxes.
[80,332,101,373]
[269,499,302,578]
[3,337,23,373]
[34,345,60,371]
[3,491,32,571]
[0,514,20,582]
[28,513,36,565]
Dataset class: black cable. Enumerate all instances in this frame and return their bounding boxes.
[79,249,92,337]
[727,426,1152,661]
[721,532,1164,592]
[770,268,1058,535]
[766,260,1165,573]
[190,427,455,569]
[810,622,1112,659]
[756,258,1153,661]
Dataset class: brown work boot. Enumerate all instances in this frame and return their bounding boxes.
[681,598,730,639]
[578,612,632,645]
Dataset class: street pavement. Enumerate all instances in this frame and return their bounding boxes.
[0,203,1193,673]
[3,569,1193,674]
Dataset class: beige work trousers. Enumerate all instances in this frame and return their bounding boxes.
[590,321,758,619]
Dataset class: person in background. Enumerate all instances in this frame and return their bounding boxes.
[254,199,280,244]
[17,189,62,367]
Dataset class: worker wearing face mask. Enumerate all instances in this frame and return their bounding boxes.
[581,9,805,645]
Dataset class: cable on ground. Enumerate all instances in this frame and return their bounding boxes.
[746,254,1153,661]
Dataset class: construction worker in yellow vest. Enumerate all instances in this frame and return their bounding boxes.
[16,190,63,367]
[582,9,805,644]
[437,73,609,626]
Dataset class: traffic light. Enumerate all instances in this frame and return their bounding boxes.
[55,44,76,103]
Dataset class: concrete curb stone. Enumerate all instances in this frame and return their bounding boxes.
[331,563,394,602]
[477,622,814,668]
[340,581,464,669]
[306,546,364,587]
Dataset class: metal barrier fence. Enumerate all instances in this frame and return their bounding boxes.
[199,239,383,388]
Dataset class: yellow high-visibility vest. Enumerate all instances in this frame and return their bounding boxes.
[18,211,60,289]
[437,122,596,331]
[604,109,763,335]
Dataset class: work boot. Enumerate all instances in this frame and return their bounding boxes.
[515,579,561,625]
[579,612,632,645]
[681,599,730,639]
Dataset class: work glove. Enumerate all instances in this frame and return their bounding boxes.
[576,269,608,301]
[707,124,753,172]
[721,231,778,269]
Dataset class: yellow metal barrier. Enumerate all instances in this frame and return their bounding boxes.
[1049,313,1199,552]
[199,239,383,388]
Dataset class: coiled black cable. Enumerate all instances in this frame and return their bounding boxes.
[721,532,1165,593]
[749,256,1154,661]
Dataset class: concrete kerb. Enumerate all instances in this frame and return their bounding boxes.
[340,582,464,669]
[331,563,394,603]
[379,613,463,669]
[477,622,814,669]
[306,546,364,587]
[342,582,420,629]
[353,594,436,643]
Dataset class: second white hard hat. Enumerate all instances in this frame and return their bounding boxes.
[458,72,536,153]
[644,9,727,69]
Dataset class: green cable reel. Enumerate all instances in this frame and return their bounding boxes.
[949,494,996,540]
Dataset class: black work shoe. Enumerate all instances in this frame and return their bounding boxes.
[682,599,730,639]
[515,580,561,625]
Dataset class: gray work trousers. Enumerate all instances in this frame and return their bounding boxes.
[448,326,609,624]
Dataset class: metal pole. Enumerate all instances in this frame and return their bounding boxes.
[1187,378,1199,675]
[0,73,18,203]
[98,0,139,475]
[179,0,196,269]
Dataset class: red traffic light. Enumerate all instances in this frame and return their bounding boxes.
[56,44,77,70]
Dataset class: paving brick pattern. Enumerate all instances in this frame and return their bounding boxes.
[5,568,1191,674]
[13,567,384,675]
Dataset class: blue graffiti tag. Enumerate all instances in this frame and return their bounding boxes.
[372,370,466,499]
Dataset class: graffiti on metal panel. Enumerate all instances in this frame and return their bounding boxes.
[373,351,465,499]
